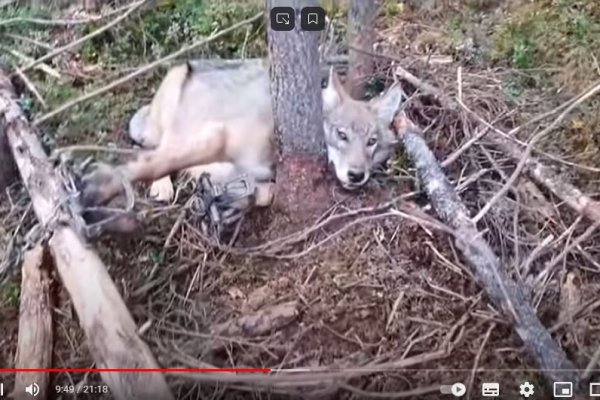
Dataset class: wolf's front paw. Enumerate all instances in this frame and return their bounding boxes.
[79,163,125,207]
[149,178,175,203]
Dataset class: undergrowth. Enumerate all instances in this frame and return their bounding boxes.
[0,0,266,145]
[492,0,600,94]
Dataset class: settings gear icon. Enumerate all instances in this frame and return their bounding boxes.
[519,381,535,398]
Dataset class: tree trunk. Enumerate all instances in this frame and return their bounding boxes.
[265,0,334,231]
[266,0,325,156]
[346,0,379,99]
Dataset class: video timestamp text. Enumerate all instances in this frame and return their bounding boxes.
[56,385,109,394]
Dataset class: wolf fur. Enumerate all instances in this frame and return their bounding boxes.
[81,58,404,212]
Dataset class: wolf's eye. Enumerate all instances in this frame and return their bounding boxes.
[367,137,378,147]
[337,130,348,141]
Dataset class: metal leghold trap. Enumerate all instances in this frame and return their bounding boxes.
[195,172,256,238]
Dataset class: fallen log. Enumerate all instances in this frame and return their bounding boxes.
[0,70,174,400]
[14,245,53,400]
[393,115,580,387]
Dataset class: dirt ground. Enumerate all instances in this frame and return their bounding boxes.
[1,1,600,399]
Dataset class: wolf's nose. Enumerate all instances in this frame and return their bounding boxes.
[348,170,365,184]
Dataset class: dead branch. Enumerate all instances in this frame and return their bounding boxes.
[394,66,600,227]
[168,348,448,388]
[33,11,263,126]
[0,70,174,400]
[468,81,600,223]
[14,245,53,400]
[393,115,579,386]
[481,121,600,223]
[0,46,61,79]
[0,2,139,27]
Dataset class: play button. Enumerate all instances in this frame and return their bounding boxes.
[451,383,467,397]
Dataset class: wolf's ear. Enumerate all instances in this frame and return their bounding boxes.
[322,67,345,114]
[369,83,405,128]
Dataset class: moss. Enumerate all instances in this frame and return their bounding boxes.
[492,0,600,93]
[1,0,269,145]
[0,281,20,308]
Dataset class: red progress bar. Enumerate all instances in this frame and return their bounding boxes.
[0,368,271,373]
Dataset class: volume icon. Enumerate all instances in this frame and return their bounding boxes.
[25,383,39,397]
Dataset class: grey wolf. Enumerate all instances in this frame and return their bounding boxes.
[80,58,404,214]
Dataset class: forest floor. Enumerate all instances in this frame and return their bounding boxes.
[1,1,600,399]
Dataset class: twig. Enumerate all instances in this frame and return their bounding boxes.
[5,33,55,51]
[13,0,147,77]
[520,234,554,277]
[466,323,495,400]
[169,349,448,386]
[13,68,46,108]
[394,65,456,109]
[535,219,600,286]
[52,144,138,156]
[582,343,600,381]
[33,11,263,126]
[0,1,143,27]
[470,80,600,223]
[339,383,441,399]
[0,45,61,79]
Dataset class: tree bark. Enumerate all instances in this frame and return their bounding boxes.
[0,70,174,400]
[0,108,18,194]
[81,0,98,10]
[346,0,379,99]
[264,0,334,230]
[266,0,325,156]
[14,245,53,400]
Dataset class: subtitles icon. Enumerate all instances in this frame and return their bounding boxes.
[481,382,500,397]
[270,7,294,31]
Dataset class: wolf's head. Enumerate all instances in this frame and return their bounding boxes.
[321,71,404,190]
